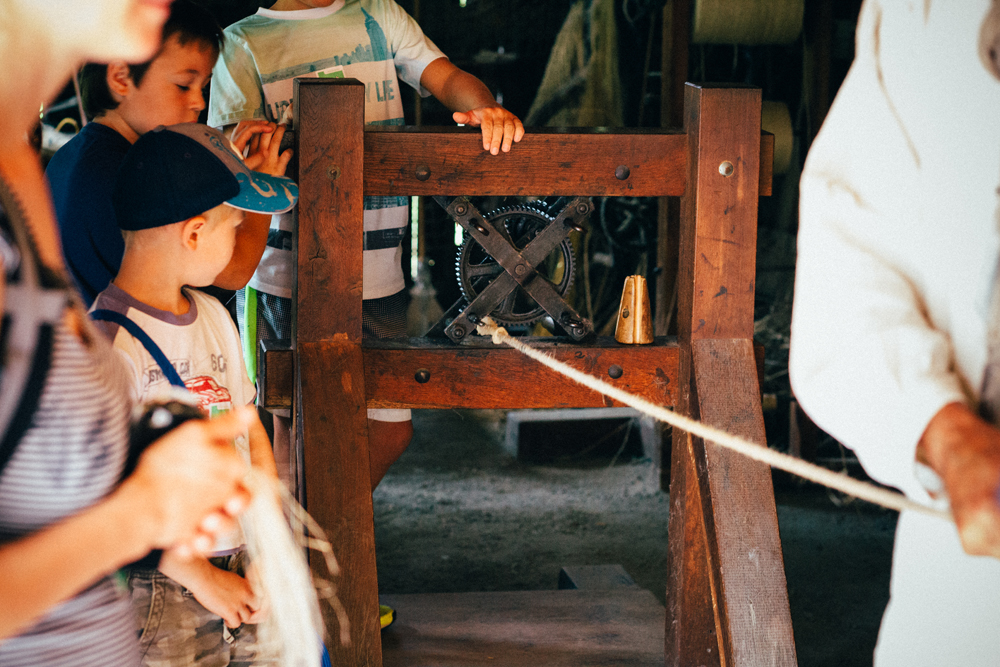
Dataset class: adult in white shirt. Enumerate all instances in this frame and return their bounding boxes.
[790,1,1000,664]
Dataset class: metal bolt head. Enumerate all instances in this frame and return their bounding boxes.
[326,165,340,180]
[415,165,431,181]
[719,161,735,177]
[455,204,468,216]
[608,364,624,379]
[414,369,431,384]
[452,325,466,339]
[615,165,630,180]
[515,264,526,275]
[576,203,590,216]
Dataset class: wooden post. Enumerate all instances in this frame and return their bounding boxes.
[295,78,382,666]
[666,83,796,666]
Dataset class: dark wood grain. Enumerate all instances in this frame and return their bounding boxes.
[676,83,762,344]
[298,341,380,666]
[692,338,796,666]
[363,337,678,409]
[666,347,722,667]
[667,84,795,667]
[295,79,381,665]
[258,340,292,411]
[363,127,773,197]
[295,78,365,343]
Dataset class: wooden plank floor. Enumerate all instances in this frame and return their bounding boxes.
[380,589,666,666]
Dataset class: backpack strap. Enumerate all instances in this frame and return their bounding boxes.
[90,309,187,389]
[0,178,68,476]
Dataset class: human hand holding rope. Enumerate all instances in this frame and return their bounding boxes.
[918,402,1000,558]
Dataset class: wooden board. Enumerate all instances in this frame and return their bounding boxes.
[295,78,365,343]
[363,127,773,197]
[665,347,720,667]
[691,339,796,666]
[298,341,379,665]
[296,79,381,665]
[676,84,762,344]
[380,589,665,667]
[667,84,795,667]
[363,337,678,409]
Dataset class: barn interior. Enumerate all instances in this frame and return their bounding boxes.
[36,1,891,665]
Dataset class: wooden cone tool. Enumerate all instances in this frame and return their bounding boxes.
[614,275,654,344]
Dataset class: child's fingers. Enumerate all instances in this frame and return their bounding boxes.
[270,123,287,149]
[488,117,504,155]
[276,149,293,175]
[231,121,271,153]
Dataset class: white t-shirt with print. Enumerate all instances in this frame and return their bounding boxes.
[92,284,256,553]
[209,0,447,299]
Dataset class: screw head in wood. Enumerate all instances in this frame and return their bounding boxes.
[415,165,430,181]
[326,165,340,180]
[608,364,624,379]
[414,369,431,384]
[719,161,735,177]
[615,165,630,180]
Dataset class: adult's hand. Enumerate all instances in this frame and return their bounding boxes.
[917,401,1000,558]
[119,406,255,556]
[452,106,524,155]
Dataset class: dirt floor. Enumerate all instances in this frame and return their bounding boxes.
[372,409,898,667]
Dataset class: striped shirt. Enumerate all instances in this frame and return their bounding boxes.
[0,181,138,666]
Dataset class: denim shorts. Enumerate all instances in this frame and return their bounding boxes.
[127,551,257,667]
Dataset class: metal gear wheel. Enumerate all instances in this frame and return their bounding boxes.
[455,204,575,326]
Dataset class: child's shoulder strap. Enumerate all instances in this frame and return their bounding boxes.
[90,309,187,389]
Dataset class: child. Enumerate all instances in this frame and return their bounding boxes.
[46,0,290,305]
[209,0,525,498]
[90,123,298,666]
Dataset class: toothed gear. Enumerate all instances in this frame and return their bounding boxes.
[456,204,575,326]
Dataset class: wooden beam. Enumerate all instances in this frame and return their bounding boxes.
[363,127,773,197]
[691,339,796,665]
[295,78,381,665]
[667,83,795,666]
[676,84,762,343]
[363,338,678,409]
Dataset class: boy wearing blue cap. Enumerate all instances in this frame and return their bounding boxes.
[90,123,298,666]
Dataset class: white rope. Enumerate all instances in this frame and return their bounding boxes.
[475,319,952,522]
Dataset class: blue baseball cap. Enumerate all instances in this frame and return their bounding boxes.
[113,123,298,231]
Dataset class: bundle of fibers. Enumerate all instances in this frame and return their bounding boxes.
[241,470,350,665]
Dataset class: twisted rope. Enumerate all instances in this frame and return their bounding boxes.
[475,319,951,522]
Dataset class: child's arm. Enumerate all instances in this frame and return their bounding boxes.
[420,58,525,156]
[212,121,293,291]
[158,550,264,628]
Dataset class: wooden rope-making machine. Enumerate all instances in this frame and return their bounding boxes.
[261,78,796,666]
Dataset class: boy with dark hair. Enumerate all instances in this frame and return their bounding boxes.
[91,122,298,666]
[46,0,289,306]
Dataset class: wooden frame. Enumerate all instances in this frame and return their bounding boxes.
[286,78,794,666]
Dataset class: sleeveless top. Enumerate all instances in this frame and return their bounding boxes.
[0,177,138,665]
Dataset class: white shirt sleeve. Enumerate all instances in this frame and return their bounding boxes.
[382,0,447,96]
[789,0,999,501]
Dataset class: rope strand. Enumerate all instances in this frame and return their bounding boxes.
[475,319,951,522]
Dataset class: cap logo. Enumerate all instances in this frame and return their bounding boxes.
[208,133,231,155]
[236,172,295,202]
